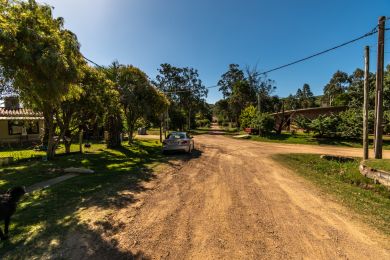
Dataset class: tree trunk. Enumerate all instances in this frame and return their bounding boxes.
[65,142,71,154]
[64,130,72,154]
[160,119,163,143]
[128,123,134,144]
[79,129,83,153]
[46,113,56,160]
[42,123,49,147]
[105,114,122,148]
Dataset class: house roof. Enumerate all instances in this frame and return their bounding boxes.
[0,108,44,120]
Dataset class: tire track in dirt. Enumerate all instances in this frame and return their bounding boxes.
[68,135,390,259]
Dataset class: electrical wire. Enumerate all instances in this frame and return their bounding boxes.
[82,25,385,93]
[82,54,104,69]
[81,54,219,94]
[259,26,379,75]
[163,85,218,94]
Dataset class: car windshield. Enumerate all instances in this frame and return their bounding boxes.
[168,133,186,139]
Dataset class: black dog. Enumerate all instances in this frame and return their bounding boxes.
[0,186,26,240]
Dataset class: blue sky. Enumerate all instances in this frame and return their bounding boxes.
[38,0,389,104]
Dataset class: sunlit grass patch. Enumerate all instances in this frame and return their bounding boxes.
[365,159,390,173]
[0,140,164,258]
[245,131,390,149]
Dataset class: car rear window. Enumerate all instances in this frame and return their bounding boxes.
[168,133,186,139]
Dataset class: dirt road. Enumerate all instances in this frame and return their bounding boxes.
[72,134,390,259]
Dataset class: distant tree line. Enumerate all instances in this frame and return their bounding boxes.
[213,61,390,139]
[214,64,279,128]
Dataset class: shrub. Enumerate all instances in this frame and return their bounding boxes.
[294,115,312,133]
[252,112,275,136]
[338,109,362,139]
[383,111,390,135]
[310,114,339,137]
[195,119,211,128]
[222,121,229,127]
[239,105,257,129]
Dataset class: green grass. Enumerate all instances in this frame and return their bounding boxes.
[245,131,390,149]
[144,128,161,135]
[365,159,390,172]
[0,139,175,259]
[0,143,101,162]
[274,153,390,235]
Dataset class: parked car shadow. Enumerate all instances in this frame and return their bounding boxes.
[161,148,202,160]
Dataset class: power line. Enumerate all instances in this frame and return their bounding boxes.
[163,85,218,94]
[81,54,219,94]
[259,26,379,75]
[82,54,104,69]
[82,25,384,92]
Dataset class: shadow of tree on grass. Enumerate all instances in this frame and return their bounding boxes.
[0,140,202,259]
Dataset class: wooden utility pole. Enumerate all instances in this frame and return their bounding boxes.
[374,16,386,159]
[363,46,370,160]
[257,92,261,135]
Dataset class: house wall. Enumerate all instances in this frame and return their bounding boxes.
[273,107,348,131]
[0,120,43,143]
[0,121,8,139]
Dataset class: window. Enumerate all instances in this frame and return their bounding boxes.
[8,121,39,135]
[26,121,39,134]
[167,133,186,139]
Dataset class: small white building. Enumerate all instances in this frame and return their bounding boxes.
[0,97,44,145]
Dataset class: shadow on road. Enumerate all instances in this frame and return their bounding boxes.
[0,140,202,259]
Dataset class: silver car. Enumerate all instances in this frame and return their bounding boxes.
[162,132,194,153]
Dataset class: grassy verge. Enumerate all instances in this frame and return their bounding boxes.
[0,142,104,162]
[274,153,390,235]
[365,159,390,172]
[244,131,390,149]
[0,140,170,258]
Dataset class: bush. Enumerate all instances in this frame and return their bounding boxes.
[195,119,211,128]
[383,111,390,135]
[293,109,376,139]
[338,109,362,139]
[239,105,257,129]
[294,115,312,133]
[310,114,339,137]
[221,121,229,127]
[252,113,274,136]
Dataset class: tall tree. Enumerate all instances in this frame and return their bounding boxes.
[57,65,118,152]
[214,65,278,126]
[299,83,315,108]
[245,66,277,112]
[154,63,207,131]
[0,0,84,158]
[218,64,245,98]
[228,80,255,124]
[110,63,169,143]
[283,94,299,110]
[0,66,16,97]
[323,70,350,106]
